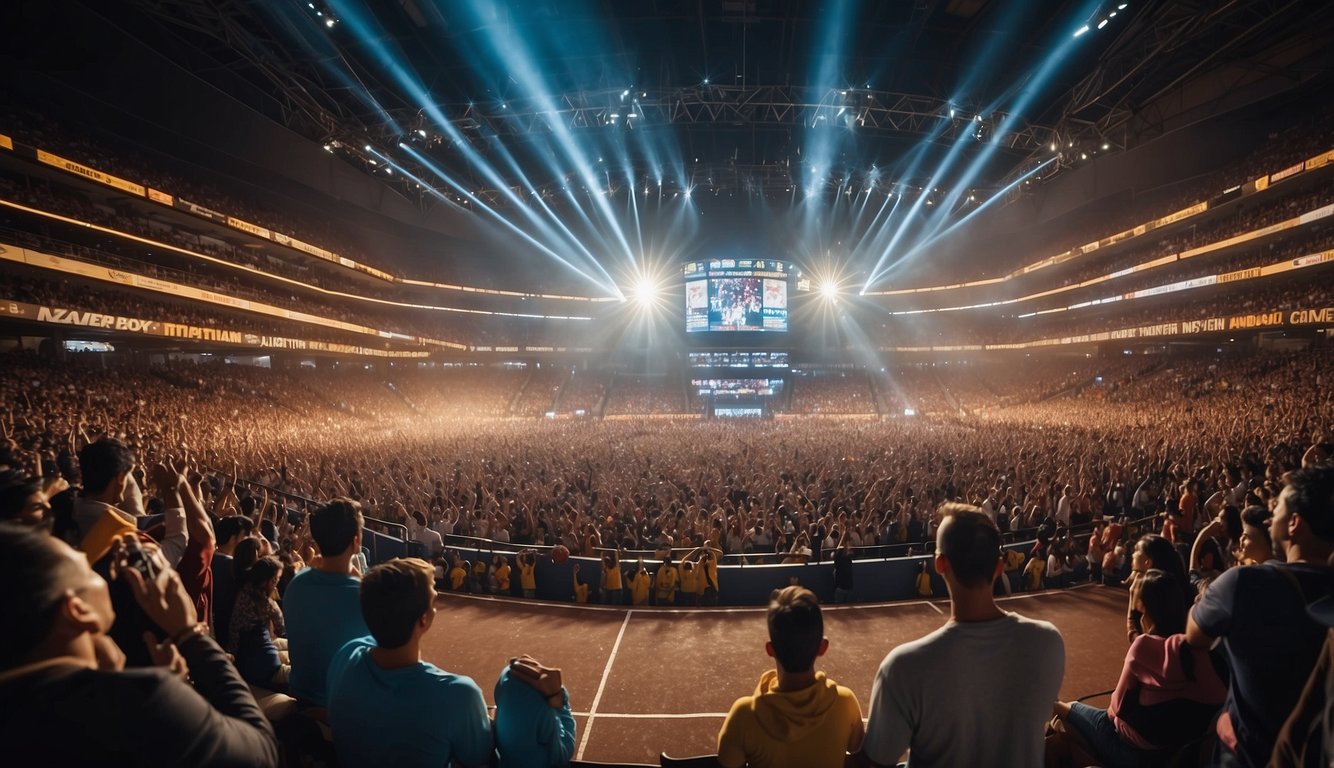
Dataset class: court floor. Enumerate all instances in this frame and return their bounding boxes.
[422,583,1128,764]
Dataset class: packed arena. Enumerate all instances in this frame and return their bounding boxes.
[2,1,1333,767]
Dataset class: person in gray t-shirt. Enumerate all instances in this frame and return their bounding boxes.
[862,503,1065,767]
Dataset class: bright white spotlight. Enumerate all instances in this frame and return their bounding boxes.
[820,280,839,300]
[632,278,658,305]
[1074,24,1089,37]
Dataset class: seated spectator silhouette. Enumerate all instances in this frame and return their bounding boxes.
[227,556,289,690]
[283,497,369,710]
[1049,568,1226,767]
[494,654,576,767]
[326,557,492,768]
[0,524,278,766]
[210,515,254,645]
[861,503,1065,767]
[1187,465,1334,767]
[717,585,863,768]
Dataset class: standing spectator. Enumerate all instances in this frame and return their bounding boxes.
[832,531,854,603]
[494,654,576,768]
[601,549,623,605]
[517,549,538,598]
[861,504,1065,767]
[717,586,864,767]
[914,561,933,597]
[0,525,278,766]
[629,557,651,606]
[283,497,370,709]
[327,558,492,768]
[655,555,678,605]
[1186,465,1334,767]
[571,564,589,603]
[491,553,512,596]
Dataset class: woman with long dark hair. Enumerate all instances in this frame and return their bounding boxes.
[228,555,290,690]
[1048,570,1226,767]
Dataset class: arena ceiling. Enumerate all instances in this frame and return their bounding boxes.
[11,0,1334,296]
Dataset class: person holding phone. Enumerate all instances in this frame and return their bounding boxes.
[0,525,278,766]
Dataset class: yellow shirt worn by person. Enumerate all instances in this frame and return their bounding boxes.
[603,561,623,591]
[520,561,536,591]
[1024,556,1046,590]
[629,570,651,605]
[717,669,863,768]
[573,580,589,603]
[655,563,678,603]
[494,563,511,593]
[449,563,468,591]
[679,564,700,597]
[915,571,933,598]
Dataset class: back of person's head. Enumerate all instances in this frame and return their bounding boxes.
[1283,465,1334,541]
[0,524,86,671]
[1136,534,1183,574]
[310,497,363,556]
[1139,569,1187,636]
[936,503,1001,588]
[214,515,254,547]
[766,586,823,674]
[233,537,262,581]
[360,557,434,649]
[241,555,282,591]
[77,438,134,495]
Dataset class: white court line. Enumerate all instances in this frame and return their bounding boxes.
[926,601,945,614]
[575,609,633,760]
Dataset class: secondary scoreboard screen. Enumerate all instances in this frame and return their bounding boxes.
[684,259,790,333]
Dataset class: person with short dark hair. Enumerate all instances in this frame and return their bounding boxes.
[327,557,492,768]
[283,497,370,708]
[716,585,863,767]
[0,471,50,525]
[1187,465,1334,767]
[211,515,255,644]
[0,525,278,766]
[861,503,1065,767]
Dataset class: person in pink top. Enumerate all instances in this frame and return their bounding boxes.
[1049,568,1226,767]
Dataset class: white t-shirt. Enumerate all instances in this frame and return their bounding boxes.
[863,612,1065,767]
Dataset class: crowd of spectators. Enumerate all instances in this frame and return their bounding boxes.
[603,374,688,416]
[2,338,1331,764]
[788,371,877,415]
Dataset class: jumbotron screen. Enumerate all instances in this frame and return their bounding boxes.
[683,259,790,333]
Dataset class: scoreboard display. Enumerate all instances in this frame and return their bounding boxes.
[684,259,790,333]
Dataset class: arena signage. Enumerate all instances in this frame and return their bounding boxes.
[1269,163,1304,184]
[2,298,431,358]
[35,150,145,197]
[177,198,229,225]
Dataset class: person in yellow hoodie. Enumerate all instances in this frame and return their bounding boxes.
[654,555,678,605]
[717,586,863,768]
[628,557,651,606]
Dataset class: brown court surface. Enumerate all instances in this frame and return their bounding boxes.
[422,584,1129,765]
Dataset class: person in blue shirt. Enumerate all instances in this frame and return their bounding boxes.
[495,654,576,767]
[327,557,493,768]
[282,497,369,708]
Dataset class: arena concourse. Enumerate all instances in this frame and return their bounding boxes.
[1,1,1333,766]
